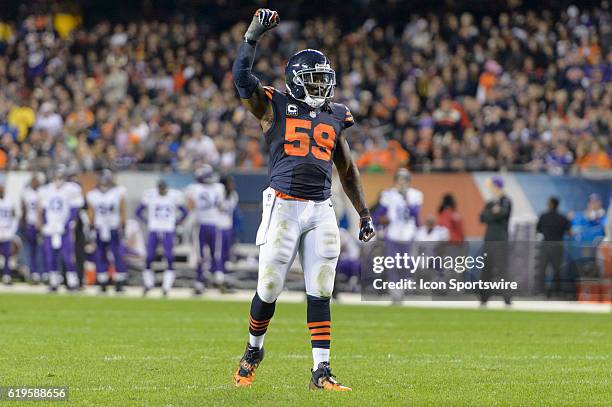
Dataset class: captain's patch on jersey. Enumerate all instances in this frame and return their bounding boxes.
[286,104,298,116]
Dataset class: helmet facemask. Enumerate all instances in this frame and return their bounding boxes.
[291,64,336,109]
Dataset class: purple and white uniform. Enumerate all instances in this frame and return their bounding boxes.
[39,181,83,289]
[215,190,238,279]
[21,186,41,276]
[0,195,18,282]
[136,188,187,292]
[87,185,126,282]
[185,182,225,285]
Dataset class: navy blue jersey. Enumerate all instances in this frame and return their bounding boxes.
[262,86,354,201]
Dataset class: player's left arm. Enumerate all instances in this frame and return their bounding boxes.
[333,128,375,242]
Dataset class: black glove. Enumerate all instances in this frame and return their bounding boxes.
[245,8,280,43]
[358,212,375,242]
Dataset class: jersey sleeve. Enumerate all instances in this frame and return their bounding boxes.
[341,104,355,129]
[262,86,276,101]
[86,190,96,206]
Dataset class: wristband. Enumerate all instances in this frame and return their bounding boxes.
[359,209,371,218]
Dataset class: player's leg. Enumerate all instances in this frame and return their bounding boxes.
[194,224,206,294]
[215,228,233,293]
[109,230,127,292]
[143,232,158,293]
[212,227,224,285]
[61,231,79,290]
[26,225,40,282]
[44,236,60,291]
[95,234,110,292]
[1,241,12,285]
[234,200,301,387]
[301,209,350,391]
[161,231,175,296]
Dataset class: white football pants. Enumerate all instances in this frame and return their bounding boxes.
[255,188,340,302]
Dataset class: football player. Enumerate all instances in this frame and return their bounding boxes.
[38,165,83,291]
[0,181,18,285]
[136,180,188,297]
[21,173,43,283]
[215,175,239,292]
[231,9,375,391]
[185,165,225,295]
[377,168,423,303]
[86,170,127,292]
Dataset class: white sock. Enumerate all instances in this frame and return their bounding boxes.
[98,272,109,284]
[162,270,175,293]
[249,334,265,349]
[49,271,60,288]
[66,271,79,289]
[214,270,224,285]
[312,348,330,370]
[194,281,204,291]
[143,269,154,289]
[115,272,127,282]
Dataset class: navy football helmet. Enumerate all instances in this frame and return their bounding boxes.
[285,49,336,109]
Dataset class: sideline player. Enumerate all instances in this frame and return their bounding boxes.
[136,180,188,297]
[0,181,18,285]
[21,173,44,283]
[376,168,423,303]
[215,174,239,292]
[231,9,375,391]
[185,165,225,295]
[38,166,82,291]
[86,170,128,292]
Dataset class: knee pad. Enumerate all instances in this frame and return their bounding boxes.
[257,263,285,303]
[306,262,336,298]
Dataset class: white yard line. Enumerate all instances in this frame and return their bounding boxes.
[0,283,610,313]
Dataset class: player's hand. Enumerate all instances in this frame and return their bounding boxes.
[244,8,279,43]
[359,215,375,242]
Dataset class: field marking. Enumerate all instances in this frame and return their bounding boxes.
[0,283,610,314]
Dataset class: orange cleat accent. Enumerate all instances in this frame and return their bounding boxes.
[309,362,352,391]
[233,344,264,388]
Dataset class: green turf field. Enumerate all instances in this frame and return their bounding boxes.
[0,294,610,406]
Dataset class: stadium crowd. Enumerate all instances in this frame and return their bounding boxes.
[0,3,610,174]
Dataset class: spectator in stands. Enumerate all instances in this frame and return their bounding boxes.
[0,3,609,172]
[536,197,571,296]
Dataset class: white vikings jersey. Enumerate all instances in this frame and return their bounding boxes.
[380,187,423,242]
[66,182,85,209]
[185,182,225,226]
[87,186,126,237]
[415,225,449,242]
[217,190,238,230]
[21,186,40,226]
[142,189,184,232]
[39,182,81,236]
[0,196,18,241]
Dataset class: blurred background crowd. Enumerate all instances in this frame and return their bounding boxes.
[0,0,610,174]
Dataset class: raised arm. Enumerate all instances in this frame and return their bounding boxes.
[333,128,375,242]
[232,9,279,131]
